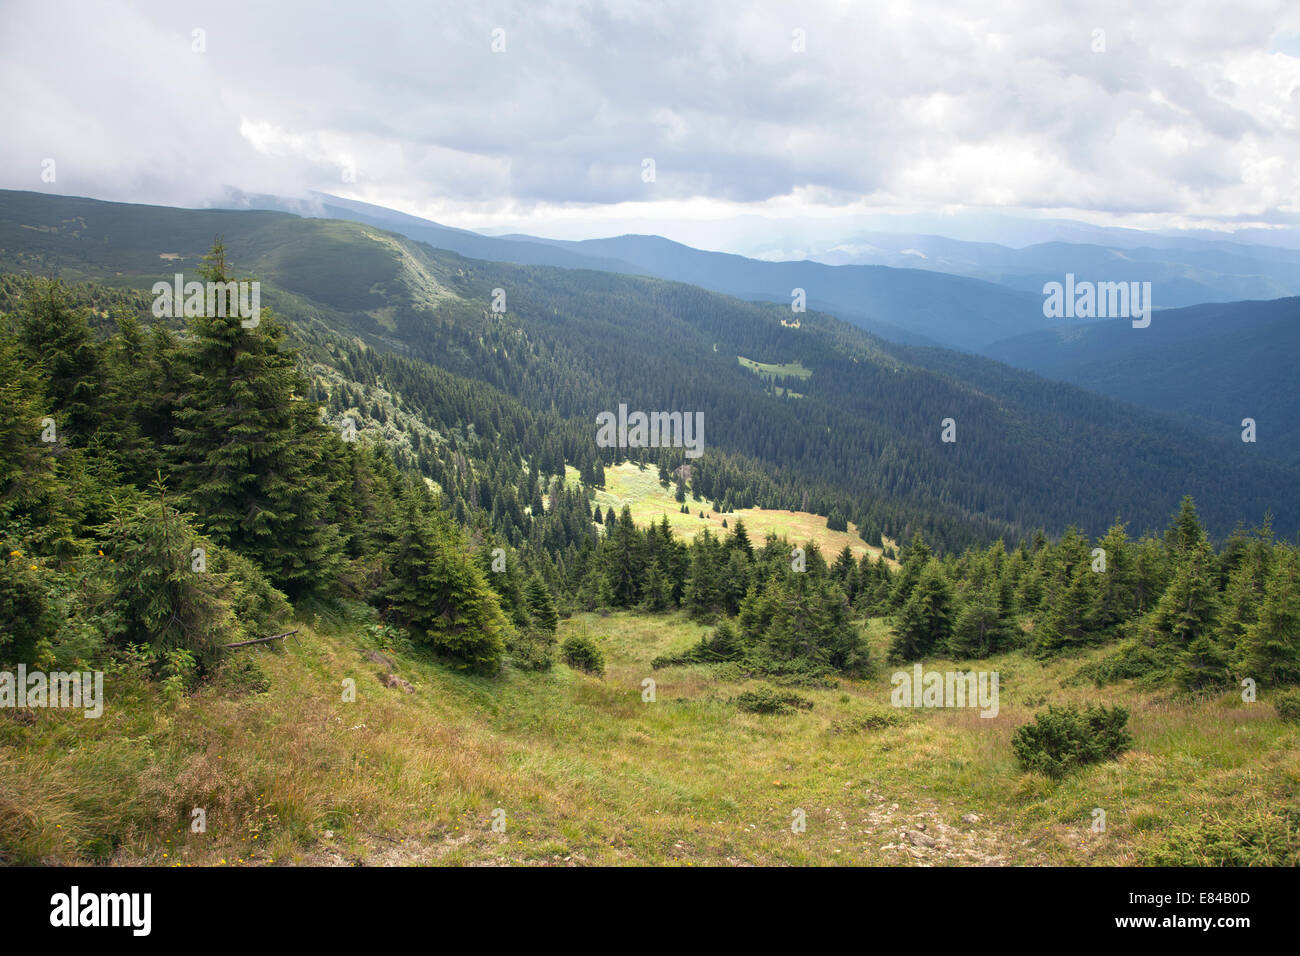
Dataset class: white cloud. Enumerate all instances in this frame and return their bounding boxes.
[1,0,1298,248]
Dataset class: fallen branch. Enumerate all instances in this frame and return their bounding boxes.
[222,629,299,649]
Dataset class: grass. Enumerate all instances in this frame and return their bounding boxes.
[574,462,891,563]
[737,356,812,380]
[3,609,1296,866]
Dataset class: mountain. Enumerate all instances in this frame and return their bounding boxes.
[289,195,1300,350]
[250,191,652,276]
[3,187,1297,546]
[263,193,1050,351]
[501,232,1058,350]
[797,231,1300,307]
[983,297,1300,463]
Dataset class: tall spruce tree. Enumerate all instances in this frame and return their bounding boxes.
[1144,540,1223,688]
[168,242,342,596]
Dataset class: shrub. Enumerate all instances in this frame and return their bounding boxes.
[830,706,904,732]
[101,492,240,673]
[0,554,58,662]
[561,632,604,675]
[159,648,198,703]
[735,684,814,715]
[209,547,291,640]
[1012,703,1132,778]
[508,627,556,671]
[359,621,414,656]
[1274,688,1300,724]
[214,653,271,697]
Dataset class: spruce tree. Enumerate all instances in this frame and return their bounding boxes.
[890,532,932,608]
[525,572,559,633]
[168,242,342,596]
[1143,540,1223,688]
[602,505,645,607]
[1235,545,1300,685]
[1093,520,1136,630]
[384,495,506,674]
[1221,522,1273,673]
[16,277,102,444]
[889,558,952,661]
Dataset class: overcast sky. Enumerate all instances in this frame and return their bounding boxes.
[2,0,1298,252]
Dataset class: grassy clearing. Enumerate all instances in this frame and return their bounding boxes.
[737,356,812,380]
[573,462,890,563]
[4,609,1295,866]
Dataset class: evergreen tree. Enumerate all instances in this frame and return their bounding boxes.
[525,572,559,633]
[1165,495,1208,563]
[1220,520,1273,671]
[949,551,1013,658]
[1235,545,1300,685]
[1143,540,1222,688]
[16,277,102,443]
[1093,520,1136,630]
[103,483,240,670]
[889,558,952,661]
[1035,559,1099,656]
[168,242,342,596]
[601,505,646,607]
[890,532,932,608]
[384,495,506,674]
[685,529,724,619]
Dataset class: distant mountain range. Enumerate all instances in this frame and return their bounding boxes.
[793,231,1300,307]
[244,192,1300,357]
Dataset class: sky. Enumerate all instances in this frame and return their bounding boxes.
[2,0,1299,254]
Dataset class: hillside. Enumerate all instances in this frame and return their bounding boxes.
[5,609,1295,866]
[3,188,1297,545]
[983,297,1300,462]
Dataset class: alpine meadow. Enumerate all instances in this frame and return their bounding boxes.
[1,1,1298,935]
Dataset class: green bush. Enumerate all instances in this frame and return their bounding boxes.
[209,547,291,640]
[214,653,272,697]
[734,684,814,715]
[561,632,604,675]
[1274,688,1300,724]
[508,627,556,671]
[1012,703,1132,778]
[0,553,58,662]
[830,706,904,732]
[1068,639,1162,687]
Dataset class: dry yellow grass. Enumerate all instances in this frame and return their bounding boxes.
[576,463,893,564]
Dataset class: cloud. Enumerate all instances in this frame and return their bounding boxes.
[1,0,1298,244]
